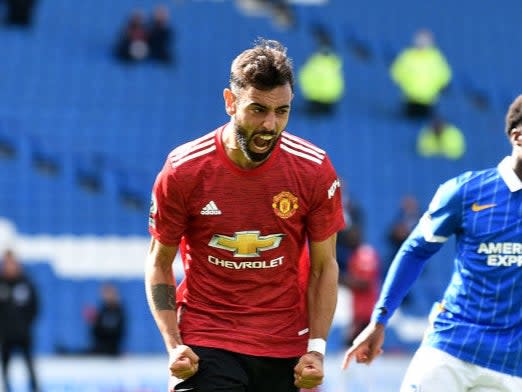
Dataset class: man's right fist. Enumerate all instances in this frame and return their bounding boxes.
[169,345,200,380]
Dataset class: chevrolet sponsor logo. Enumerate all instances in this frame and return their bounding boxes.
[208,231,284,257]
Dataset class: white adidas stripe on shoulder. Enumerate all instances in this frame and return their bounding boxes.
[282,133,325,154]
[280,133,325,164]
[169,131,214,160]
[280,144,323,164]
[169,132,216,168]
[171,145,216,168]
[281,137,325,160]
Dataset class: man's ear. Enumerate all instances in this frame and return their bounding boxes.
[510,128,522,146]
[224,88,237,116]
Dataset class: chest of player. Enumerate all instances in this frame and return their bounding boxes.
[462,189,522,239]
[186,170,313,231]
[461,189,522,271]
[181,167,317,264]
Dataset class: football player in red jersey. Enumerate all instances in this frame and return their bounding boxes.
[145,38,345,392]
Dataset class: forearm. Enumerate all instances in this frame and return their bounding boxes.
[372,230,442,325]
[307,259,339,340]
[144,239,180,351]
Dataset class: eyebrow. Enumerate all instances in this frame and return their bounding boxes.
[249,102,291,110]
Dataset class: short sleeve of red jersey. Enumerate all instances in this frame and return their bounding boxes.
[306,156,345,242]
[148,159,188,246]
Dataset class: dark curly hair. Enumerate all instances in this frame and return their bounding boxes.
[229,38,294,93]
[505,95,522,135]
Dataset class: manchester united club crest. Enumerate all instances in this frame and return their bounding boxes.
[272,191,299,219]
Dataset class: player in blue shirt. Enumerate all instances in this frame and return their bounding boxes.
[342,95,522,392]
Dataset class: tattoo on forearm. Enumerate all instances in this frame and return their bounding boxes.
[151,284,176,311]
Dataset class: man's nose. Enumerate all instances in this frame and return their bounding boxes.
[262,111,276,131]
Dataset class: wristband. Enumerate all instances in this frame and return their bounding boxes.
[307,338,326,355]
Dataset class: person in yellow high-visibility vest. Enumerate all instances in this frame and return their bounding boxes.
[417,116,466,160]
[391,29,452,118]
[298,36,345,116]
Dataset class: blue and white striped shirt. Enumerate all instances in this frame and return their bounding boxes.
[373,156,522,376]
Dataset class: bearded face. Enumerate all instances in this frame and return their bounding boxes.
[234,123,280,162]
[230,84,292,164]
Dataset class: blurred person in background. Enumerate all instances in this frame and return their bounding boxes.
[298,25,344,116]
[114,9,149,63]
[390,29,452,119]
[235,0,295,30]
[417,116,466,160]
[145,38,345,391]
[148,4,174,64]
[336,196,364,276]
[56,282,126,356]
[386,195,420,273]
[5,0,37,26]
[384,194,421,308]
[343,95,522,392]
[87,283,126,356]
[268,0,295,29]
[341,224,380,346]
[0,249,39,392]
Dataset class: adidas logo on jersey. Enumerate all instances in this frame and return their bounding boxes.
[201,201,222,215]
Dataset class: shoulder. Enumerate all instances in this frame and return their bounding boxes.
[167,130,217,170]
[439,168,490,189]
[279,131,328,167]
[395,48,415,60]
[448,168,497,190]
[154,131,218,190]
[430,168,494,209]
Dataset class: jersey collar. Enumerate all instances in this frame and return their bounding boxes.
[498,156,522,192]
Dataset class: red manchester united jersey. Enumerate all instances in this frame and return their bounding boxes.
[149,124,345,358]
